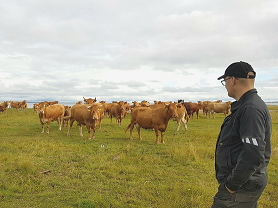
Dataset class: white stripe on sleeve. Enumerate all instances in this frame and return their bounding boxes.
[252,138,258,146]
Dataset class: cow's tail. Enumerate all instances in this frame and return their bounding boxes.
[125,123,131,133]
[63,115,71,120]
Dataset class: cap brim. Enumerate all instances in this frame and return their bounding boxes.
[217,75,225,80]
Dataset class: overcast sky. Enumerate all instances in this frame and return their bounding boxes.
[1,0,278,104]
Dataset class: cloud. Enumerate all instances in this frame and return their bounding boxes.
[0,0,278,103]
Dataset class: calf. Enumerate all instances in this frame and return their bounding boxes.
[39,104,65,134]
[67,104,102,140]
[125,103,178,144]
[173,104,189,131]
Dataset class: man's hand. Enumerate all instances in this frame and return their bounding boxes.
[225,185,235,193]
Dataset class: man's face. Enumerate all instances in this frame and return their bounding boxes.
[225,76,236,99]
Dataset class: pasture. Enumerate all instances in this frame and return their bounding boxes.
[0,107,277,207]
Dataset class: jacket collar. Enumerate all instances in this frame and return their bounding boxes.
[230,88,257,113]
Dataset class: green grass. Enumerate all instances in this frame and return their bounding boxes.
[0,107,278,208]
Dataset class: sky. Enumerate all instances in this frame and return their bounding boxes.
[1,0,278,104]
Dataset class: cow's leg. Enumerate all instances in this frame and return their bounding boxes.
[85,124,91,140]
[57,117,62,131]
[67,118,74,136]
[110,115,113,124]
[99,118,102,129]
[196,111,199,119]
[92,126,96,139]
[135,123,142,140]
[41,122,45,134]
[59,117,64,130]
[211,111,215,119]
[154,127,159,143]
[46,120,51,134]
[176,121,181,131]
[79,125,84,137]
[129,123,135,140]
[206,111,210,118]
[181,117,188,130]
[161,131,165,144]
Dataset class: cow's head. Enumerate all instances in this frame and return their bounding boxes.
[87,105,102,120]
[120,107,126,118]
[165,103,178,119]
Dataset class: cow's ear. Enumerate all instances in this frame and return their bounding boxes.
[86,106,91,111]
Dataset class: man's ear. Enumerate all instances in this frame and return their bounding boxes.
[232,77,237,86]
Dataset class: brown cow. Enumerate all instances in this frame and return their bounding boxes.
[83,97,97,104]
[202,101,212,118]
[150,103,166,109]
[202,100,223,118]
[11,100,27,110]
[0,101,9,113]
[125,103,178,144]
[207,101,232,118]
[131,101,140,109]
[63,106,71,128]
[38,101,57,109]
[89,103,105,129]
[97,105,105,129]
[67,104,102,140]
[183,102,200,119]
[20,103,27,110]
[33,103,40,113]
[38,104,65,134]
[101,102,111,116]
[48,101,58,105]
[109,103,126,126]
[123,102,131,111]
[173,104,189,131]
[10,100,24,110]
[140,100,150,107]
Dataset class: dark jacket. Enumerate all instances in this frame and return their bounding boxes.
[215,88,272,192]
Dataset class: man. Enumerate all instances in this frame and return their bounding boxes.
[212,61,272,208]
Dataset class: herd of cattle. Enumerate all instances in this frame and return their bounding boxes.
[0,98,232,143]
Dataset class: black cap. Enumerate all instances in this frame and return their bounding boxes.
[217,61,256,80]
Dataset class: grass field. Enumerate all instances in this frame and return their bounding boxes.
[0,107,277,208]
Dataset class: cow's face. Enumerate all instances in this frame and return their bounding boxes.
[166,103,178,118]
[38,104,46,115]
[87,105,102,120]
[121,107,126,118]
